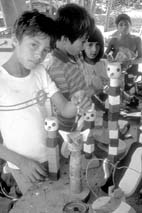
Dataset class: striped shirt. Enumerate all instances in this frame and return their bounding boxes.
[47,48,87,131]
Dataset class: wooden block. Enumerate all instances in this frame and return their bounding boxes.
[109,130,119,139]
[109,86,120,96]
[109,104,120,113]
[109,95,120,105]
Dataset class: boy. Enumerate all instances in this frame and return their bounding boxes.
[0,10,91,194]
[46,3,94,131]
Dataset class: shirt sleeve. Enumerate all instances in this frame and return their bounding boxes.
[37,64,59,98]
[45,73,59,98]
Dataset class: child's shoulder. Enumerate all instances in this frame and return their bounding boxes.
[34,64,48,81]
[0,65,9,76]
[0,66,4,73]
[34,64,56,86]
[130,34,141,44]
[43,53,53,70]
[43,51,67,72]
[97,59,108,67]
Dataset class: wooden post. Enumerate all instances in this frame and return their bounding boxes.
[0,0,27,28]
[59,129,90,199]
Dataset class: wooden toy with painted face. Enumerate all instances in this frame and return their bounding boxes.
[102,62,122,180]
[83,106,96,123]
[107,62,121,79]
[44,117,59,132]
[83,104,96,158]
[44,117,60,180]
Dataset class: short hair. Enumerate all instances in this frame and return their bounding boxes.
[115,13,132,26]
[55,3,95,43]
[83,27,104,63]
[13,10,57,45]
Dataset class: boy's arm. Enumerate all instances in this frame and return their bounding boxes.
[51,91,76,118]
[136,36,142,58]
[0,143,47,182]
[46,71,91,117]
[132,37,142,64]
[51,91,91,118]
[105,38,113,55]
[0,143,22,167]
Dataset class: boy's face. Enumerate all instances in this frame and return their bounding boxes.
[65,36,86,56]
[84,42,100,59]
[15,35,51,70]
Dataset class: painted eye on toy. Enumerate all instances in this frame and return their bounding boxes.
[52,122,56,127]
[45,121,47,125]
[91,113,94,117]
[107,68,110,71]
[117,68,120,72]
[84,113,86,116]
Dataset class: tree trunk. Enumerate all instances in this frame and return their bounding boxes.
[84,0,92,12]
[49,0,53,14]
[90,0,97,14]
[104,0,113,32]
[79,0,85,7]
[0,0,27,28]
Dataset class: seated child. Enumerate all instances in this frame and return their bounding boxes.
[105,14,142,108]
[82,26,109,107]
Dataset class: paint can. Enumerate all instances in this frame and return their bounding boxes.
[63,200,89,213]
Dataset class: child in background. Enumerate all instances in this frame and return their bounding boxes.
[105,14,142,96]
[82,26,108,103]
[46,3,94,131]
[0,10,91,194]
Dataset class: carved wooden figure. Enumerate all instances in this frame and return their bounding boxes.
[107,62,122,162]
[59,129,90,195]
[44,116,60,180]
[83,103,96,159]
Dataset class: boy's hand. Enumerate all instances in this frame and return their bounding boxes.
[19,156,47,183]
[71,90,92,112]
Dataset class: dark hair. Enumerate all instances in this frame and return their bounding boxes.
[115,13,132,26]
[55,3,95,43]
[83,27,104,63]
[13,10,57,48]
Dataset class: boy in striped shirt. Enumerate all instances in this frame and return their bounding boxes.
[46,3,94,131]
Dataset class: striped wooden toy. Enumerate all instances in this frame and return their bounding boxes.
[107,62,122,161]
[44,116,60,180]
[83,104,96,159]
